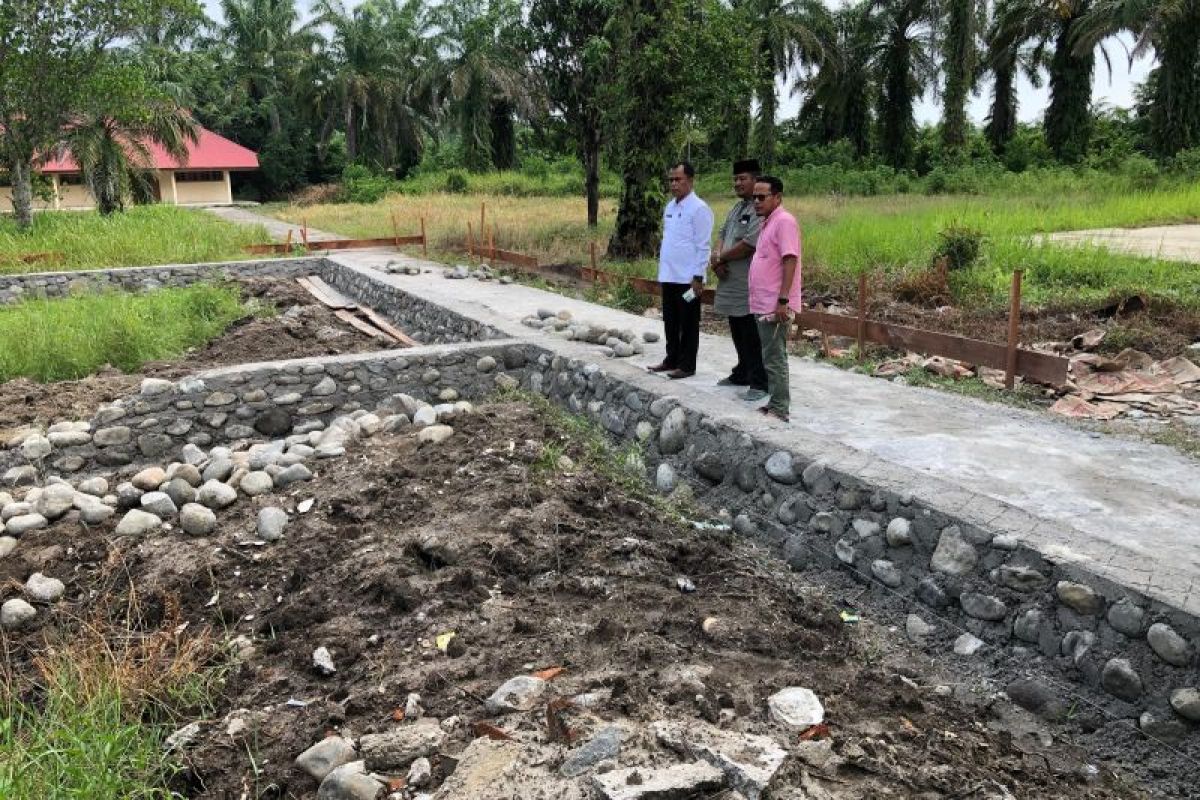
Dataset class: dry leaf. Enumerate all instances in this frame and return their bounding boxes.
[532,666,565,681]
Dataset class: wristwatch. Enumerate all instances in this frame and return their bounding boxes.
[778,297,789,305]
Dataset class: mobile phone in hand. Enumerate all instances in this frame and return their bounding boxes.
[682,288,696,302]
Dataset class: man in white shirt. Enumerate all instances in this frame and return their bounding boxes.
[648,161,714,380]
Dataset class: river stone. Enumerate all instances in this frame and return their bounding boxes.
[257,507,289,541]
[1107,600,1146,637]
[316,760,384,800]
[693,452,725,482]
[767,686,825,728]
[138,433,173,458]
[80,503,115,525]
[764,451,799,484]
[417,424,454,444]
[905,614,935,641]
[238,471,272,497]
[1,598,37,628]
[35,483,76,520]
[961,592,1008,621]
[1013,609,1044,643]
[21,434,52,460]
[94,426,133,447]
[296,736,358,782]
[1,502,31,521]
[6,514,48,536]
[180,503,217,536]
[994,565,1048,592]
[885,518,912,546]
[203,458,235,483]
[77,477,108,497]
[172,463,203,487]
[1147,622,1192,667]
[916,576,949,609]
[140,491,178,518]
[254,408,293,437]
[197,480,237,509]
[648,395,677,418]
[1170,688,1200,721]
[871,559,903,588]
[274,464,313,488]
[954,633,985,656]
[656,463,677,493]
[4,466,37,487]
[659,407,688,455]
[25,572,65,603]
[116,482,144,508]
[1056,581,1103,615]
[132,467,167,491]
[1062,630,1097,663]
[162,478,197,508]
[1101,658,1142,701]
[141,377,173,395]
[930,526,978,575]
[115,509,162,537]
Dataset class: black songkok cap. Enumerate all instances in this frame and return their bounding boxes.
[732,158,760,175]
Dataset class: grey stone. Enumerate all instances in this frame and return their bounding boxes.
[80,502,115,525]
[961,592,1008,621]
[47,430,91,447]
[274,464,313,488]
[835,487,862,510]
[180,443,207,465]
[954,633,985,656]
[1,598,37,629]
[1056,581,1103,615]
[590,762,725,800]
[810,511,840,534]
[1062,630,1097,663]
[1147,622,1192,667]
[240,471,274,497]
[653,720,784,800]
[197,480,237,509]
[3,466,37,486]
[659,407,688,455]
[764,451,799,484]
[257,507,289,541]
[916,576,949,609]
[412,406,438,428]
[24,572,65,603]
[255,409,293,437]
[311,377,337,396]
[885,517,912,546]
[781,535,808,569]
[35,483,75,520]
[994,565,1048,592]
[140,491,178,518]
[871,559,903,588]
[296,736,358,782]
[202,458,235,483]
[140,378,173,396]
[852,518,881,539]
[115,509,162,537]
[1006,679,1067,721]
[834,538,855,564]
[317,761,384,800]
[163,478,197,508]
[560,726,623,777]
[930,525,978,576]
[359,718,447,771]
[116,482,143,508]
[1106,600,1146,637]
[485,675,547,714]
[1101,658,1143,701]
[204,391,237,407]
[131,467,166,491]
[733,514,757,537]
[179,503,217,536]
[655,463,677,494]
[77,477,108,497]
[2,502,32,522]
[137,433,173,458]
[648,396,677,418]
[1139,711,1188,744]
[0,535,16,558]
[417,424,454,444]
[801,462,832,494]
[21,434,52,460]
[6,514,48,536]
[476,355,497,373]
[1013,609,1044,643]
[693,452,725,482]
[1170,687,1200,721]
[905,614,934,641]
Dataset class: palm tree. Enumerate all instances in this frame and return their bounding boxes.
[58,98,198,215]
[430,0,539,173]
[1075,0,1200,157]
[792,0,880,157]
[873,0,939,169]
[749,0,824,165]
[982,0,1050,153]
[313,0,438,173]
[940,0,986,151]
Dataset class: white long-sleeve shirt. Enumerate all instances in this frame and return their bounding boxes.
[658,191,714,284]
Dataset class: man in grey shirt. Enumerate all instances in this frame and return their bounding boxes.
[710,158,766,400]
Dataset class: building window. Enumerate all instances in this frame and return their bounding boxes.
[58,173,84,186]
[175,170,224,183]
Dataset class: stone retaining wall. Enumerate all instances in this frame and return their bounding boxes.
[0,258,324,304]
[521,352,1200,741]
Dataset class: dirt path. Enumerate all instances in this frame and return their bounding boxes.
[1045,225,1200,263]
[0,402,1157,799]
[203,206,347,243]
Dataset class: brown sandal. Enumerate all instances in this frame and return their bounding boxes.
[757,406,789,423]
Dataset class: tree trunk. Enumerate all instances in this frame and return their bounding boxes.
[985,54,1018,154]
[9,158,34,230]
[1044,10,1094,164]
[490,100,517,170]
[751,56,777,165]
[941,0,975,151]
[878,25,915,170]
[345,102,358,161]
[1150,14,1200,157]
[583,121,601,228]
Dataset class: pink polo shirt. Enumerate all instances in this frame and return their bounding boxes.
[748,207,802,315]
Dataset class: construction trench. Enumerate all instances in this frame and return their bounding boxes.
[1,253,1199,799]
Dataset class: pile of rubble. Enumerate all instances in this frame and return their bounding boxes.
[521,308,660,358]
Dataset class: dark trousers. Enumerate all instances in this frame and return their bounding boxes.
[660,282,701,373]
[727,313,767,390]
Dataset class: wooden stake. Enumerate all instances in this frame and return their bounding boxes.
[467,221,474,256]
[390,211,401,249]
[301,219,309,249]
[420,215,427,256]
[488,224,495,260]
[284,229,293,248]
[856,272,868,362]
[590,241,598,271]
[480,202,486,239]
[1005,270,1023,390]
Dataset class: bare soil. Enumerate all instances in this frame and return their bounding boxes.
[0,278,394,436]
[0,403,1154,799]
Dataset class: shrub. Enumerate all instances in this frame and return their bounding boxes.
[443,170,469,193]
[1169,147,1200,179]
[934,224,985,271]
[339,164,399,204]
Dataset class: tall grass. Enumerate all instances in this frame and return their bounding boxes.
[273,181,1200,309]
[0,283,248,382]
[0,206,268,273]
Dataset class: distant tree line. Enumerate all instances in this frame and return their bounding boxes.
[2,0,1198,253]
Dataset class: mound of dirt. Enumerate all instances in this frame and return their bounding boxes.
[0,278,397,434]
[0,402,1149,799]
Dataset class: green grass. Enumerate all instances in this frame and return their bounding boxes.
[0,206,269,273]
[0,283,251,382]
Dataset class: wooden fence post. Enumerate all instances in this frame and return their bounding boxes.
[467,221,474,257]
[480,202,486,241]
[390,211,400,249]
[284,229,293,249]
[488,225,495,260]
[590,241,598,272]
[1005,270,1023,390]
[856,273,868,362]
[301,219,309,249]
[420,215,427,256]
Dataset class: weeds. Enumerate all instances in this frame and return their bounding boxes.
[0,283,249,382]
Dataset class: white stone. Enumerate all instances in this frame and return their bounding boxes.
[1,598,37,628]
[485,675,547,713]
[140,378,174,396]
[21,434,52,460]
[412,406,438,428]
[140,491,178,518]
[24,572,65,603]
[257,507,289,541]
[0,536,16,558]
[417,425,454,444]
[767,686,824,729]
[6,514,48,536]
[77,477,108,497]
[316,760,384,800]
[295,736,358,782]
[954,633,985,656]
[240,471,274,497]
[179,503,217,536]
[115,509,163,536]
[35,483,75,520]
[197,480,237,509]
[313,646,336,675]
[886,517,912,546]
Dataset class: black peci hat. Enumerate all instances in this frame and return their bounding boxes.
[732,158,760,175]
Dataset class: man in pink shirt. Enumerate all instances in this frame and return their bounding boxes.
[748,175,801,422]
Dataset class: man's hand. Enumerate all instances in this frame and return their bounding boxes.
[713,262,729,279]
[691,277,704,296]
[770,305,793,324]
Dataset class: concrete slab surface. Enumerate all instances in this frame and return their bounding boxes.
[1045,224,1200,263]
[331,249,1200,617]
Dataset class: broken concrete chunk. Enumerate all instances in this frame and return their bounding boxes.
[560,726,623,777]
[359,718,446,771]
[766,686,825,730]
[653,720,784,800]
[295,736,358,782]
[316,760,385,800]
[484,675,547,714]
[590,762,725,800]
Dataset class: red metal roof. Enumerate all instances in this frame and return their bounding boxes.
[40,125,259,173]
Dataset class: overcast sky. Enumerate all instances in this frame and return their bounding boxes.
[200,0,1155,125]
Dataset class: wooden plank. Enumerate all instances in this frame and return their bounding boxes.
[306,275,358,309]
[244,235,424,255]
[335,309,386,339]
[795,310,1068,386]
[359,307,420,347]
[490,247,538,269]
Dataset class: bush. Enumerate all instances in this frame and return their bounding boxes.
[1169,147,1200,179]
[338,164,400,204]
[934,224,985,271]
[443,170,469,193]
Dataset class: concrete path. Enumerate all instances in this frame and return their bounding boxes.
[1046,224,1200,262]
[332,249,1200,618]
[204,206,346,243]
